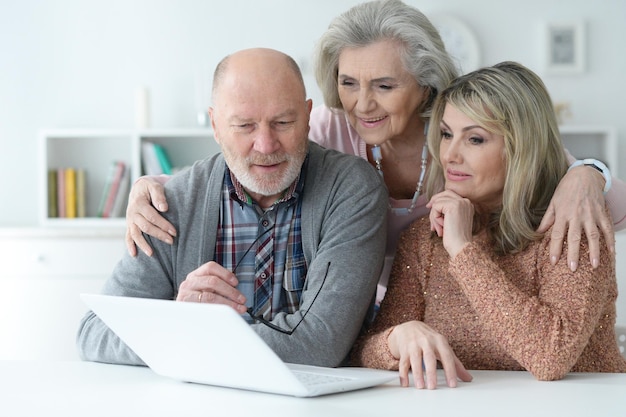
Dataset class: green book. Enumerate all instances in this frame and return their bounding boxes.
[153,143,172,175]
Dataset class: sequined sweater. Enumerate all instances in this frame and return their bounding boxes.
[351,217,626,380]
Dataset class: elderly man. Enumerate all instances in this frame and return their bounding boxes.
[77,48,388,367]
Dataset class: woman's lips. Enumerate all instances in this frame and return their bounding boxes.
[446,169,471,181]
[358,115,388,127]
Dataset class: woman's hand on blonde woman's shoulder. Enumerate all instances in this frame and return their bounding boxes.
[125,175,176,257]
[537,166,615,272]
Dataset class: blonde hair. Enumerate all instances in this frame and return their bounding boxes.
[426,61,568,254]
[313,0,458,119]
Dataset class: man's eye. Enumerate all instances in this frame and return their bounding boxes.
[275,121,295,129]
[232,124,253,132]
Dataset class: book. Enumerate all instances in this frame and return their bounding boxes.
[141,142,163,175]
[76,169,86,218]
[152,143,173,174]
[97,161,124,217]
[57,168,66,218]
[97,163,114,217]
[110,165,131,218]
[101,161,126,218]
[65,168,77,218]
[48,169,58,218]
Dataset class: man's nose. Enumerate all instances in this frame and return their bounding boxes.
[253,124,280,154]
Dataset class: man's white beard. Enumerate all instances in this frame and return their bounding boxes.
[223,146,307,196]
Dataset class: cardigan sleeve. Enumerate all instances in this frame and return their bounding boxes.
[448,230,614,380]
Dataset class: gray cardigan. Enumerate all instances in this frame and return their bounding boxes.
[77,141,388,367]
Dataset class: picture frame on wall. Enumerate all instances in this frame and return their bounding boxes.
[545,21,586,75]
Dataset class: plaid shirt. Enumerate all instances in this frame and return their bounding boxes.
[215,163,306,321]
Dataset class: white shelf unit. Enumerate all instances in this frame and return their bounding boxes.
[40,128,219,227]
[0,227,126,360]
[560,125,618,178]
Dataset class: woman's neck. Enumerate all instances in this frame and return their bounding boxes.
[367,119,427,200]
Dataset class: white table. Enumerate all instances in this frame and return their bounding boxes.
[1,361,624,417]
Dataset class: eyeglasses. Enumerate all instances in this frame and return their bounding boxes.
[246,261,329,335]
[233,225,329,335]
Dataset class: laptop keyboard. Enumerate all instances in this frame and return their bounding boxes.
[293,371,352,386]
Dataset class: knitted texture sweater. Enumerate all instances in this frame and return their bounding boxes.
[351,216,626,380]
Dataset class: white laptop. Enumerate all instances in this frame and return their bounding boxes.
[80,293,396,397]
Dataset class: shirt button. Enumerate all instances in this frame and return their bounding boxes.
[261,220,270,227]
[260,272,267,279]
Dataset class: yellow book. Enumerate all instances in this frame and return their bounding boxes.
[65,168,77,218]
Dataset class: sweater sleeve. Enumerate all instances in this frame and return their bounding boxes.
[448,231,614,380]
[351,220,428,369]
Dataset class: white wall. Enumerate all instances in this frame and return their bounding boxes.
[1,0,625,226]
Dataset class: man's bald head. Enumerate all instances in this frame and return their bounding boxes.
[207,48,313,208]
[211,48,306,105]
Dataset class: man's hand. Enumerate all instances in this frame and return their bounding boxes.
[177,261,248,314]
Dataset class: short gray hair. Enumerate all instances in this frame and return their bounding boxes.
[313,0,458,118]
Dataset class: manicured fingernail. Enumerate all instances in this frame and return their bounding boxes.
[592,258,599,269]
[570,261,577,272]
[551,256,557,265]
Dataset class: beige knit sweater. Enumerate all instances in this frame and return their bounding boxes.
[351,217,626,380]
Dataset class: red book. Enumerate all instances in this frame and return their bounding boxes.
[102,162,126,218]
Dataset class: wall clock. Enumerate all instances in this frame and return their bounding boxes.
[430,14,481,74]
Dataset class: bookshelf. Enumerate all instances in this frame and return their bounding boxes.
[560,125,619,178]
[40,128,219,227]
[39,125,619,227]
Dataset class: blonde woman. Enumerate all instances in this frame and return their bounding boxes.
[351,61,626,388]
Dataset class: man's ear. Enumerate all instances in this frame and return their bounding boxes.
[208,107,220,144]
